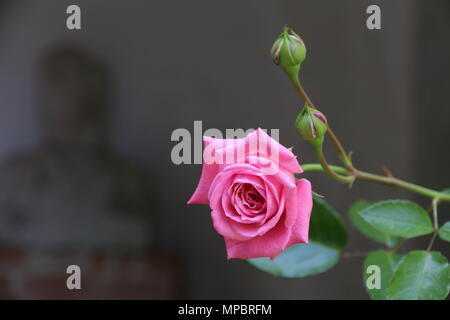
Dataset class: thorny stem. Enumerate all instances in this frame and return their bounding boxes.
[301,164,450,202]
[291,77,354,171]
[426,197,440,251]
[314,148,354,184]
[290,76,450,202]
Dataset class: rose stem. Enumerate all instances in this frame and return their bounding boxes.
[290,77,354,171]
[301,163,450,202]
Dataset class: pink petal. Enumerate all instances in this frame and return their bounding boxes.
[187,137,221,204]
[224,218,292,259]
[312,112,327,124]
[211,209,249,241]
[188,128,302,204]
[287,179,313,246]
[283,186,298,228]
[230,192,285,238]
[222,185,265,224]
[247,128,303,174]
[252,192,285,236]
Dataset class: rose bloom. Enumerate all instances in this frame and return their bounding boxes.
[188,129,312,259]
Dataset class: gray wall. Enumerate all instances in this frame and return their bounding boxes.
[0,0,447,299]
[414,1,450,259]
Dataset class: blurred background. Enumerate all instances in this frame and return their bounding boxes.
[0,0,448,299]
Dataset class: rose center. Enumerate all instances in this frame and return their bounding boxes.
[237,183,265,214]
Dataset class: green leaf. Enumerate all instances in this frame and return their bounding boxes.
[308,197,347,250]
[248,197,347,278]
[363,250,402,300]
[248,242,340,278]
[438,221,450,242]
[387,251,449,300]
[359,200,433,238]
[349,200,401,248]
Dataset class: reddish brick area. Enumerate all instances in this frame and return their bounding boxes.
[0,249,180,299]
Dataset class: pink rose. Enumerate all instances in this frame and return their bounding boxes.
[188,128,313,259]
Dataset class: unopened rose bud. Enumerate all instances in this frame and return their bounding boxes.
[295,104,328,149]
[271,26,306,80]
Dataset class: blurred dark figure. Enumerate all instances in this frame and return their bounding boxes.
[0,46,177,299]
[0,45,151,251]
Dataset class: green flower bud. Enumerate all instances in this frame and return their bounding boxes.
[271,26,306,80]
[295,104,328,149]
